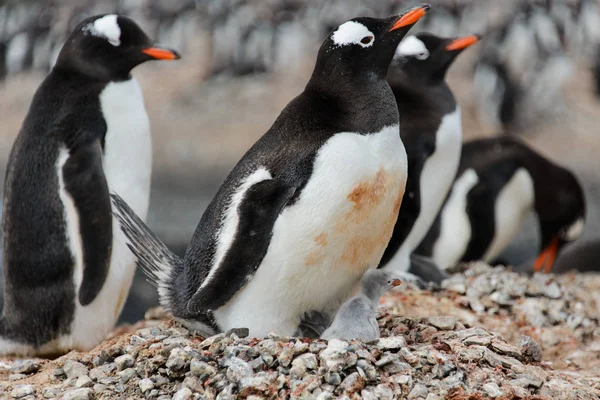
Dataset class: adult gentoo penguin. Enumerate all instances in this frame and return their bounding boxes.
[112,4,431,338]
[0,14,180,357]
[377,33,480,282]
[416,136,586,274]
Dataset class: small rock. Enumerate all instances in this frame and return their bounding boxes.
[428,316,457,330]
[9,374,26,381]
[543,280,562,299]
[324,371,341,385]
[458,348,483,363]
[511,374,544,389]
[166,348,191,373]
[226,327,249,338]
[277,346,295,367]
[75,375,93,388]
[42,386,62,398]
[392,374,411,385]
[10,360,40,374]
[377,336,405,350]
[92,383,106,392]
[172,387,193,400]
[375,353,398,367]
[407,383,428,399]
[463,335,491,346]
[316,392,333,400]
[491,339,522,358]
[399,347,420,366]
[296,353,318,370]
[63,361,89,379]
[114,354,134,371]
[88,367,107,381]
[118,367,138,384]
[519,335,542,362]
[374,384,394,400]
[11,385,34,398]
[61,388,92,400]
[190,359,217,380]
[225,357,253,383]
[383,360,411,374]
[139,378,155,393]
[483,382,503,398]
[130,335,147,345]
[338,372,366,394]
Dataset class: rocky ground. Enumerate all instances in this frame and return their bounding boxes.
[1,264,599,399]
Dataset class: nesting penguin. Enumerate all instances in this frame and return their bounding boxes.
[112,4,431,338]
[321,269,401,341]
[416,136,586,274]
[377,33,480,282]
[0,14,180,357]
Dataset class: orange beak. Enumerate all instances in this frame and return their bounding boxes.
[142,47,181,60]
[389,4,431,32]
[533,236,559,273]
[445,35,480,51]
[392,279,402,287]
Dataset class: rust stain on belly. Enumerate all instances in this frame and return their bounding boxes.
[114,286,129,320]
[337,167,405,273]
[305,233,329,266]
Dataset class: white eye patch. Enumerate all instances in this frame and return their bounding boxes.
[395,36,429,60]
[331,21,375,48]
[83,14,121,46]
[563,217,584,241]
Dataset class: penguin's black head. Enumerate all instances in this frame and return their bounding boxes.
[309,4,431,84]
[535,168,586,273]
[55,14,180,81]
[389,33,480,84]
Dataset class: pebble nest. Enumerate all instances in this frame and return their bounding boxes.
[1,264,599,400]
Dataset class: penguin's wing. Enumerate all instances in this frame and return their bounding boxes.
[187,176,298,313]
[62,140,112,306]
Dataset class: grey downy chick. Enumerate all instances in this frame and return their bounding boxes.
[321,269,402,341]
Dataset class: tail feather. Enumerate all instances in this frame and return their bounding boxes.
[110,192,182,310]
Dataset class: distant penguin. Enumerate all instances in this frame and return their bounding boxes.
[321,269,401,341]
[0,14,180,357]
[112,4,431,338]
[516,238,600,275]
[416,136,586,274]
[377,33,479,282]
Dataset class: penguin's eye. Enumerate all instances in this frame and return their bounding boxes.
[360,36,374,45]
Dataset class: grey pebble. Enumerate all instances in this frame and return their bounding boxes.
[173,387,193,400]
[114,354,134,371]
[61,388,92,400]
[407,383,428,399]
[225,357,253,382]
[139,378,155,393]
[10,360,40,374]
[10,385,34,398]
[376,336,406,350]
[75,375,94,388]
[63,361,89,379]
[427,316,457,330]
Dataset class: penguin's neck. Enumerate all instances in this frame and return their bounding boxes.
[360,284,384,309]
[305,76,399,133]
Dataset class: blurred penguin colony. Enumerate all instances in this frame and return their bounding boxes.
[0,0,596,357]
[2,0,600,131]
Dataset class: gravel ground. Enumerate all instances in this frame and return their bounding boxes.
[1,264,599,399]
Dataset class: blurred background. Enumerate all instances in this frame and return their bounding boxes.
[1,0,599,324]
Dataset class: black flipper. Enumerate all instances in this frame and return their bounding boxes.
[62,141,112,306]
[188,179,297,313]
[110,193,184,309]
[294,310,332,339]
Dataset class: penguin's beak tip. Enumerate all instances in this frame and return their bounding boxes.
[389,4,431,32]
[142,46,181,60]
[392,279,402,287]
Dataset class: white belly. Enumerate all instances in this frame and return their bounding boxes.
[67,78,152,351]
[384,107,462,272]
[482,168,534,262]
[213,125,407,336]
[432,169,479,269]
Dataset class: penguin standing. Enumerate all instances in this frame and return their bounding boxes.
[112,5,431,338]
[377,33,479,282]
[416,136,586,274]
[0,14,180,357]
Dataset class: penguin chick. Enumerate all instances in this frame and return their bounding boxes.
[0,14,180,357]
[321,269,401,341]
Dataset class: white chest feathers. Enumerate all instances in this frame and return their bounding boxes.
[482,168,535,262]
[384,107,463,272]
[100,78,152,220]
[212,125,407,337]
[433,168,479,268]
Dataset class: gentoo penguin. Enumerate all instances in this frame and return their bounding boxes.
[0,14,180,357]
[377,33,480,282]
[112,4,431,338]
[416,136,586,274]
[321,270,401,341]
